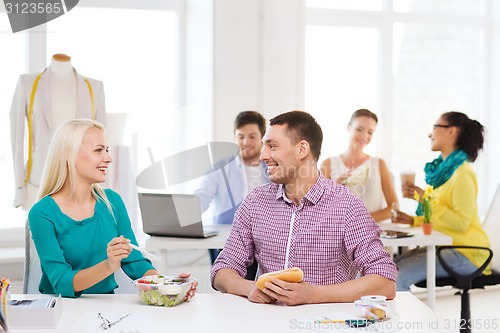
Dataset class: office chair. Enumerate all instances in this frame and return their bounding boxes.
[415,184,500,333]
[23,222,41,294]
[24,223,137,294]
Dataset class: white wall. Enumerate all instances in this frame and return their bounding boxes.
[212,0,305,143]
[213,0,261,142]
[260,0,305,116]
[485,0,500,203]
[183,0,214,149]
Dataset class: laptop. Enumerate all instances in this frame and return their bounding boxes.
[138,193,219,238]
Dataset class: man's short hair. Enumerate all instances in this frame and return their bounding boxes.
[269,111,323,161]
[234,111,266,137]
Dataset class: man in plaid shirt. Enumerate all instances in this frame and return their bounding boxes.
[211,111,397,305]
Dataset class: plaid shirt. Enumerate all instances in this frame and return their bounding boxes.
[211,174,398,286]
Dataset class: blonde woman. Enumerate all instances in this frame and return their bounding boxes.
[28,119,197,298]
[320,109,397,222]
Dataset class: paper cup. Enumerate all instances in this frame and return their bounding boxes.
[400,171,415,185]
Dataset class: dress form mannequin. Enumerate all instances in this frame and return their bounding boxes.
[25,54,79,209]
[11,53,106,211]
[50,53,77,129]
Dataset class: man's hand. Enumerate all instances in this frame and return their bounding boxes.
[260,278,314,306]
[247,284,277,304]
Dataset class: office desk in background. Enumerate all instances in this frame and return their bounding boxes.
[145,224,231,273]
[10,292,455,333]
[381,224,452,310]
[145,224,452,309]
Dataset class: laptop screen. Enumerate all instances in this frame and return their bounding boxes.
[138,193,206,237]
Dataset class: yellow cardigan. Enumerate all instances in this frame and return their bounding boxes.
[413,163,491,275]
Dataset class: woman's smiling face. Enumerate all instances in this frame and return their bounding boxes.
[347,116,377,150]
[75,127,112,184]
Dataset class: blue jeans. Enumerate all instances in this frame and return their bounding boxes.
[394,247,478,291]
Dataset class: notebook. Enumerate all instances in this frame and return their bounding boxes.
[138,193,219,238]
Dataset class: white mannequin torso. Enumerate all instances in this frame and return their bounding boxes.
[11,53,107,211]
[50,56,77,129]
[26,55,78,210]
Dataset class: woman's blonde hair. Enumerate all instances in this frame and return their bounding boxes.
[37,119,113,213]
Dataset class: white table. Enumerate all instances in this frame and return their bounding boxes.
[380,224,452,310]
[145,224,452,310]
[9,292,455,333]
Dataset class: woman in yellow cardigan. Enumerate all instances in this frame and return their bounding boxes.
[393,111,491,291]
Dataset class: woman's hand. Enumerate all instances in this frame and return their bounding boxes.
[336,169,353,185]
[401,183,424,200]
[178,272,198,301]
[105,236,131,272]
[392,211,414,225]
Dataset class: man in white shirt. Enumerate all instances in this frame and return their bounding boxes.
[195,111,269,275]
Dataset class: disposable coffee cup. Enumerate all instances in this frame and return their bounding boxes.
[400,171,415,185]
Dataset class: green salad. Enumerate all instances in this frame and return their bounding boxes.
[133,275,195,307]
[138,289,182,307]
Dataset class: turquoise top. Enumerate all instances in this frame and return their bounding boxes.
[28,189,154,298]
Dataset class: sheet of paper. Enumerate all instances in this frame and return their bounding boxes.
[71,312,158,333]
[9,297,54,308]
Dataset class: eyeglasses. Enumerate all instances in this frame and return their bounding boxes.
[433,124,452,130]
[98,312,131,330]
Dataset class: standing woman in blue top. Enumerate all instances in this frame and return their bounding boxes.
[29,119,197,298]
